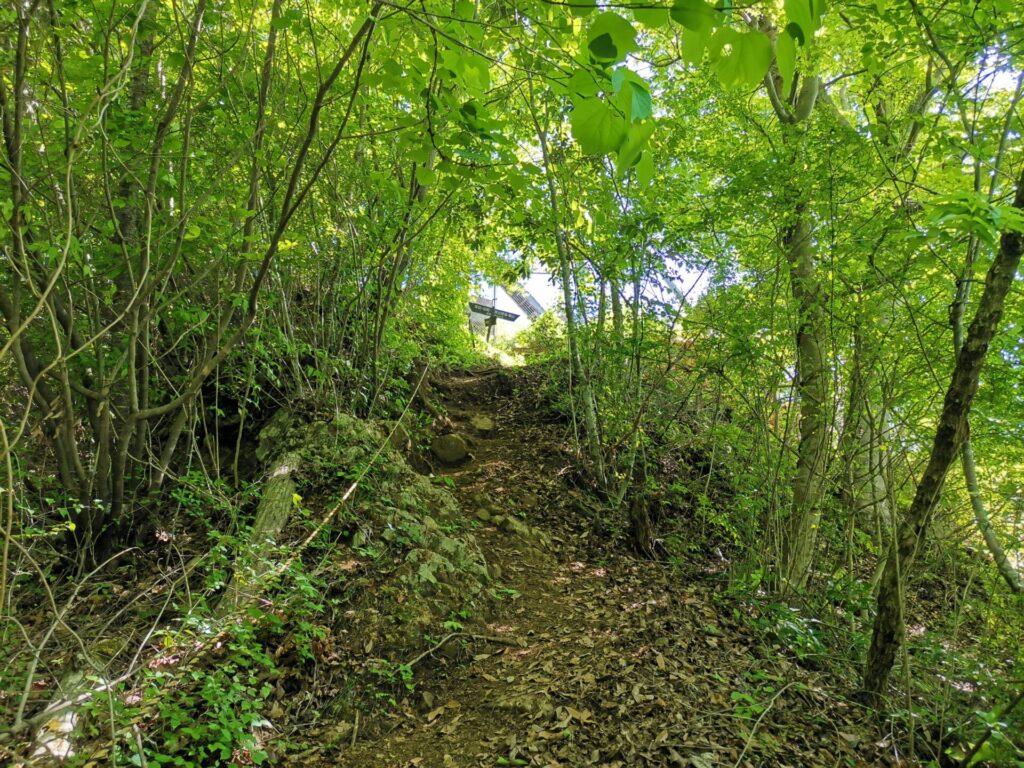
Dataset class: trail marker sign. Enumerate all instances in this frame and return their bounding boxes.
[468,302,519,341]
[468,302,519,322]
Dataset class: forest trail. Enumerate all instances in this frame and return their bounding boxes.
[337,368,883,768]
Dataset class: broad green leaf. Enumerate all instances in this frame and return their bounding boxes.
[570,97,628,154]
[776,28,797,98]
[507,172,528,192]
[569,0,597,16]
[610,67,652,121]
[446,52,490,95]
[785,21,806,46]
[629,82,653,120]
[589,33,619,60]
[586,12,639,63]
[633,7,670,27]
[611,66,647,92]
[636,150,655,185]
[784,0,813,39]
[270,8,303,30]
[708,28,772,88]
[408,142,432,163]
[617,120,656,173]
[567,69,602,98]
[670,0,716,31]
[611,87,634,122]
[680,24,712,64]
[415,166,437,186]
[784,0,826,44]
[611,66,628,93]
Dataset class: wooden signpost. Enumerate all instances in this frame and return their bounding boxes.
[468,301,519,342]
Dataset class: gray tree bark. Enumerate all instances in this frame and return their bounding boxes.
[864,168,1024,698]
[764,73,832,590]
[779,204,831,588]
[952,253,1022,594]
[841,325,893,539]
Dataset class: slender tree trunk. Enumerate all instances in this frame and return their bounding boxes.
[961,440,1021,592]
[762,72,831,590]
[951,245,1022,593]
[780,205,830,589]
[556,245,607,489]
[841,324,892,539]
[610,277,624,343]
[864,168,1024,698]
[596,277,607,342]
[526,79,607,488]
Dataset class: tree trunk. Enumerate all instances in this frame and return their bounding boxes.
[218,411,300,616]
[863,168,1024,698]
[841,325,892,540]
[527,79,607,489]
[761,72,831,590]
[557,244,607,489]
[951,236,1022,594]
[961,440,1022,592]
[780,205,831,589]
[629,491,656,559]
[610,277,624,342]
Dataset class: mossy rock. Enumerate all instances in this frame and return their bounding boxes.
[470,414,495,435]
[431,433,469,464]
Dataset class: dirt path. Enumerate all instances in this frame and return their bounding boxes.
[339,369,885,768]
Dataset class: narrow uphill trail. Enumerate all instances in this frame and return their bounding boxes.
[340,368,885,768]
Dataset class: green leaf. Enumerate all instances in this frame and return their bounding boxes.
[570,97,628,154]
[775,28,797,98]
[784,0,813,39]
[610,68,652,121]
[636,150,655,185]
[408,142,432,163]
[784,0,826,44]
[611,66,628,93]
[708,28,772,88]
[586,12,639,63]
[785,21,805,46]
[589,33,619,60]
[567,69,602,98]
[415,166,437,186]
[629,82,653,120]
[417,564,438,584]
[670,0,716,31]
[445,52,490,95]
[633,6,670,27]
[569,0,597,16]
[617,120,655,173]
[270,9,302,30]
[680,25,712,64]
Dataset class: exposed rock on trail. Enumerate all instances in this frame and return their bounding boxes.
[470,414,496,436]
[334,368,888,768]
[431,433,471,465]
